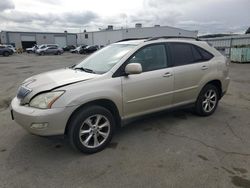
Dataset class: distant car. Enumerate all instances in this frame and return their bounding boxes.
[36,46,63,55]
[26,45,39,53]
[63,45,76,51]
[70,45,87,54]
[37,44,59,50]
[4,45,16,53]
[0,45,13,56]
[81,45,99,54]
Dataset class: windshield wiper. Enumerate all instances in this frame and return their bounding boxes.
[74,67,96,74]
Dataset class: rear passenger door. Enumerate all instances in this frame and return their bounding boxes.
[168,42,214,105]
[47,46,56,54]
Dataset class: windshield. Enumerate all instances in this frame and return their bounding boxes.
[74,44,136,74]
[39,45,46,49]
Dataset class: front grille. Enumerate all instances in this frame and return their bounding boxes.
[17,86,32,99]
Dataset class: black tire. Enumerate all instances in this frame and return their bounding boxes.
[55,51,61,55]
[3,51,10,57]
[68,105,115,154]
[194,84,219,116]
[40,52,45,56]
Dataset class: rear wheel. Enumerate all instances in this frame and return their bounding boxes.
[3,51,10,57]
[55,51,61,55]
[195,84,219,116]
[68,106,115,153]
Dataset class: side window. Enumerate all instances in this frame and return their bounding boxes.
[196,46,214,61]
[169,43,194,66]
[191,45,203,62]
[169,43,214,66]
[128,44,167,72]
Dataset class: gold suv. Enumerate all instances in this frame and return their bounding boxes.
[11,37,230,153]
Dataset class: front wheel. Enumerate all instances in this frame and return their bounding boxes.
[194,84,219,116]
[68,106,115,153]
[3,51,10,57]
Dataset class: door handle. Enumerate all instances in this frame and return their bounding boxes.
[201,65,208,70]
[163,72,173,77]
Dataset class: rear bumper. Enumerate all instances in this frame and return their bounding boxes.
[10,97,77,136]
[221,76,230,97]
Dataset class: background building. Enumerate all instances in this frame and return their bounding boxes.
[0,31,77,49]
[202,34,250,57]
[77,24,198,46]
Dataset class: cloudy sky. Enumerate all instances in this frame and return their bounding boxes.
[0,0,249,34]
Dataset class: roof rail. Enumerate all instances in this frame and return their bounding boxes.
[146,36,200,42]
[116,37,149,42]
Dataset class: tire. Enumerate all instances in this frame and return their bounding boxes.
[41,52,45,56]
[68,105,115,154]
[194,84,219,116]
[3,51,10,57]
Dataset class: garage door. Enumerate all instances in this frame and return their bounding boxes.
[21,35,36,49]
[55,36,66,48]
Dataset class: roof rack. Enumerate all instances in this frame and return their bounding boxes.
[146,36,200,42]
[116,37,149,42]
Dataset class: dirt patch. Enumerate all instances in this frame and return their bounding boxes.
[0,148,6,152]
[16,66,32,69]
[233,167,248,174]
[54,143,62,149]
[221,167,235,175]
[0,98,12,109]
[197,155,209,161]
[231,176,250,188]
[107,142,118,149]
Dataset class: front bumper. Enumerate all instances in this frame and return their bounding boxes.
[10,97,77,136]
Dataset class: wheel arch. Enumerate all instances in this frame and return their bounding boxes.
[64,99,121,135]
[201,80,222,99]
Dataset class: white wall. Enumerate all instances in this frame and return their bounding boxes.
[77,26,198,46]
[93,30,123,46]
[36,34,54,45]
[67,34,77,46]
[123,26,197,38]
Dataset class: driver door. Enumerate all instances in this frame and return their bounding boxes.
[121,44,174,119]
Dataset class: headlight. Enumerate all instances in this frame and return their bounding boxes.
[29,91,64,109]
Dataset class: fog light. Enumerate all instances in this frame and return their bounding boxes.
[30,123,48,129]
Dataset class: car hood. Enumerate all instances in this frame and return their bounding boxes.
[19,68,100,103]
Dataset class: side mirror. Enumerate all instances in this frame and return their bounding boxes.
[125,63,142,75]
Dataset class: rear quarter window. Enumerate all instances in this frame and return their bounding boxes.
[196,46,214,61]
[169,42,214,67]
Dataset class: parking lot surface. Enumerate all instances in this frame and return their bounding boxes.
[0,53,250,188]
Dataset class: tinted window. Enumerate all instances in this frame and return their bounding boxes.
[128,44,167,72]
[197,47,214,60]
[191,45,203,62]
[169,43,194,66]
[169,43,214,66]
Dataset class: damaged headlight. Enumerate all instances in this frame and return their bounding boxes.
[29,91,64,109]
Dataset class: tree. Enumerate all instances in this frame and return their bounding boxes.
[246,27,250,34]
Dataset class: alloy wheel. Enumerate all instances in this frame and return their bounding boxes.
[79,114,111,148]
[202,89,217,113]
